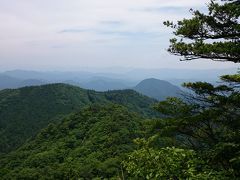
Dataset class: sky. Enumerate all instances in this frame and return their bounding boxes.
[0,0,238,71]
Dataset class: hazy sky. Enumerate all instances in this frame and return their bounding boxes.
[0,0,238,71]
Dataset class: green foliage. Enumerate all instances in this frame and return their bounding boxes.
[123,138,225,179]
[0,104,145,179]
[164,0,240,62]
[0,83,158,154]
[152,74,240,177]
[221,73,240,83]
[104,89,159,117]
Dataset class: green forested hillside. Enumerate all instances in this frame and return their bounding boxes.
[104,89,159,117]
[0,104,144,179]
[0,83,158,154]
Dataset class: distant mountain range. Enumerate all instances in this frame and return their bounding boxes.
[0,75,182,102]
[1,68,238,88]
[1,68,237,100]
[0,74,47,90]
[0,70,136,91]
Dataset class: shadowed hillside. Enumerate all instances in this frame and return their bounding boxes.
[0,83,158,154]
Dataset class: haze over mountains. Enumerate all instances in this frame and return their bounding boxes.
[0,67,237,89]
[134,78,181,101]
[0,68,236,101]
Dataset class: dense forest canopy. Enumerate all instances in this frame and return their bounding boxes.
[0,105,147,179]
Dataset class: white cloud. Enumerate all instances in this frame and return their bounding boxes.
[0,0,208,37]
[1,0,235,70]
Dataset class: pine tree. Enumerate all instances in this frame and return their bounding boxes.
[164,0,240,62]
[124,1,240,178]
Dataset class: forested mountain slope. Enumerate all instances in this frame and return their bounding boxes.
[0,83,158,154]
[0,105,144,179]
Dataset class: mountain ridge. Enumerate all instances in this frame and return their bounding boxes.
[0,83,158,154]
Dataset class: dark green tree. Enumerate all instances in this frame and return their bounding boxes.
[124,0,240,178]
[164,0,240,62]
[154,74,240,176]
[160,1,240,174]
